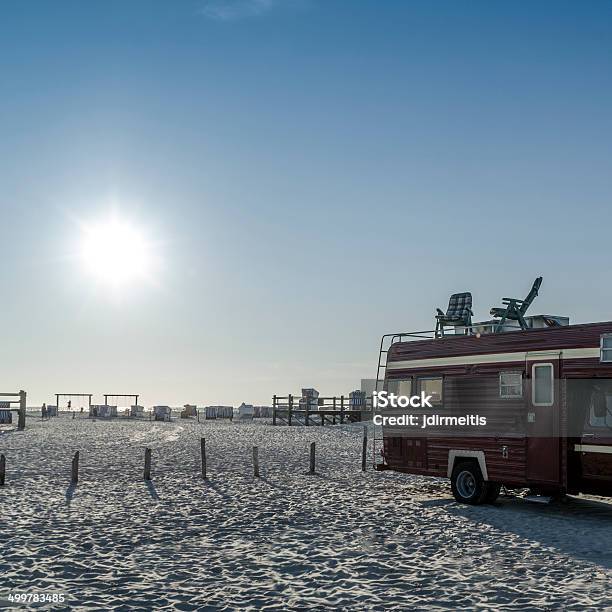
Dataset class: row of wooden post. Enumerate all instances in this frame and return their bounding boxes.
[0,428,368,486]
[145,431,368,480]
[0,450,81,486]
[198,439,315,479]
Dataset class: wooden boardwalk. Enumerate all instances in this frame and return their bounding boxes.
[272,394,369,426]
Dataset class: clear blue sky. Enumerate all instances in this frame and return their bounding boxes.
[2,0,612,406]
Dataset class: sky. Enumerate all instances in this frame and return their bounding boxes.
[2,0,612,407]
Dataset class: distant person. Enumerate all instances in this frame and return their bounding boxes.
[42,403,47,420]
[68,400,72,409]
[80,406,84,414]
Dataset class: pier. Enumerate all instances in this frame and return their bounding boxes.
[272,394,371,426]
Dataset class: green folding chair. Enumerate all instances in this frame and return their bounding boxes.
[490,277,543,332]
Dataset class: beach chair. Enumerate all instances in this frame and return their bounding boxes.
[435,292,473,337]
[490,277,543,332]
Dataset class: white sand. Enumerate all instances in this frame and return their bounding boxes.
[1,415,611,609]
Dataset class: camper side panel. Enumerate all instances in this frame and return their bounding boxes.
[383,367,528,484]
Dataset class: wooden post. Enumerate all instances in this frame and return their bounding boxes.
[340,394,345,425]
[17,390,26,430]
[288,394,293,426]
[144,448,152,481]
[361,426,367,472]
[201,438,207,479]
[309,442,315,474]
[71,451,79,484]
[272,395,277,426]
[253,446,259,478]
[0,454,5,486]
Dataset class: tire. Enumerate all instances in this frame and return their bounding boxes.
[483,482,501,504]
[451,461,489,505]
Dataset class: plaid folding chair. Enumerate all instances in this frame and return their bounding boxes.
[490,277,543,332]
[435,292,473,337]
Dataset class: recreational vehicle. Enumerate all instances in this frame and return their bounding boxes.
[376,283,612,504]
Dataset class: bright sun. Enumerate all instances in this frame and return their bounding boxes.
[80,217,154,287]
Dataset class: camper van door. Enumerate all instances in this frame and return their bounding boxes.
[525,353,561,485]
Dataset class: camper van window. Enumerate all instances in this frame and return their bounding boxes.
[601,334,612,362]
[417,377,443,404]
[532,364,554,406]
[387,379,412,396]
[589,390,612,428]
[500,371,523,398]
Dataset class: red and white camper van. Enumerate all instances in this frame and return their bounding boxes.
[376,320,612,504]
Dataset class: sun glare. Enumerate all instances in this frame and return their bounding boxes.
[80,217,154,288]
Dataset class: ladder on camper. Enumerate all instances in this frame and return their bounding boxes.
[371,331,435,468]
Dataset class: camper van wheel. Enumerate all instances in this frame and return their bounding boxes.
[451,461,488,505]
[483,482,501,504]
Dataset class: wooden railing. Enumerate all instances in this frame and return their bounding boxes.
[0,390,27,429]
[272,394,372,426]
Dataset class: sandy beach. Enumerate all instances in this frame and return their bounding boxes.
[0,415,610,610]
